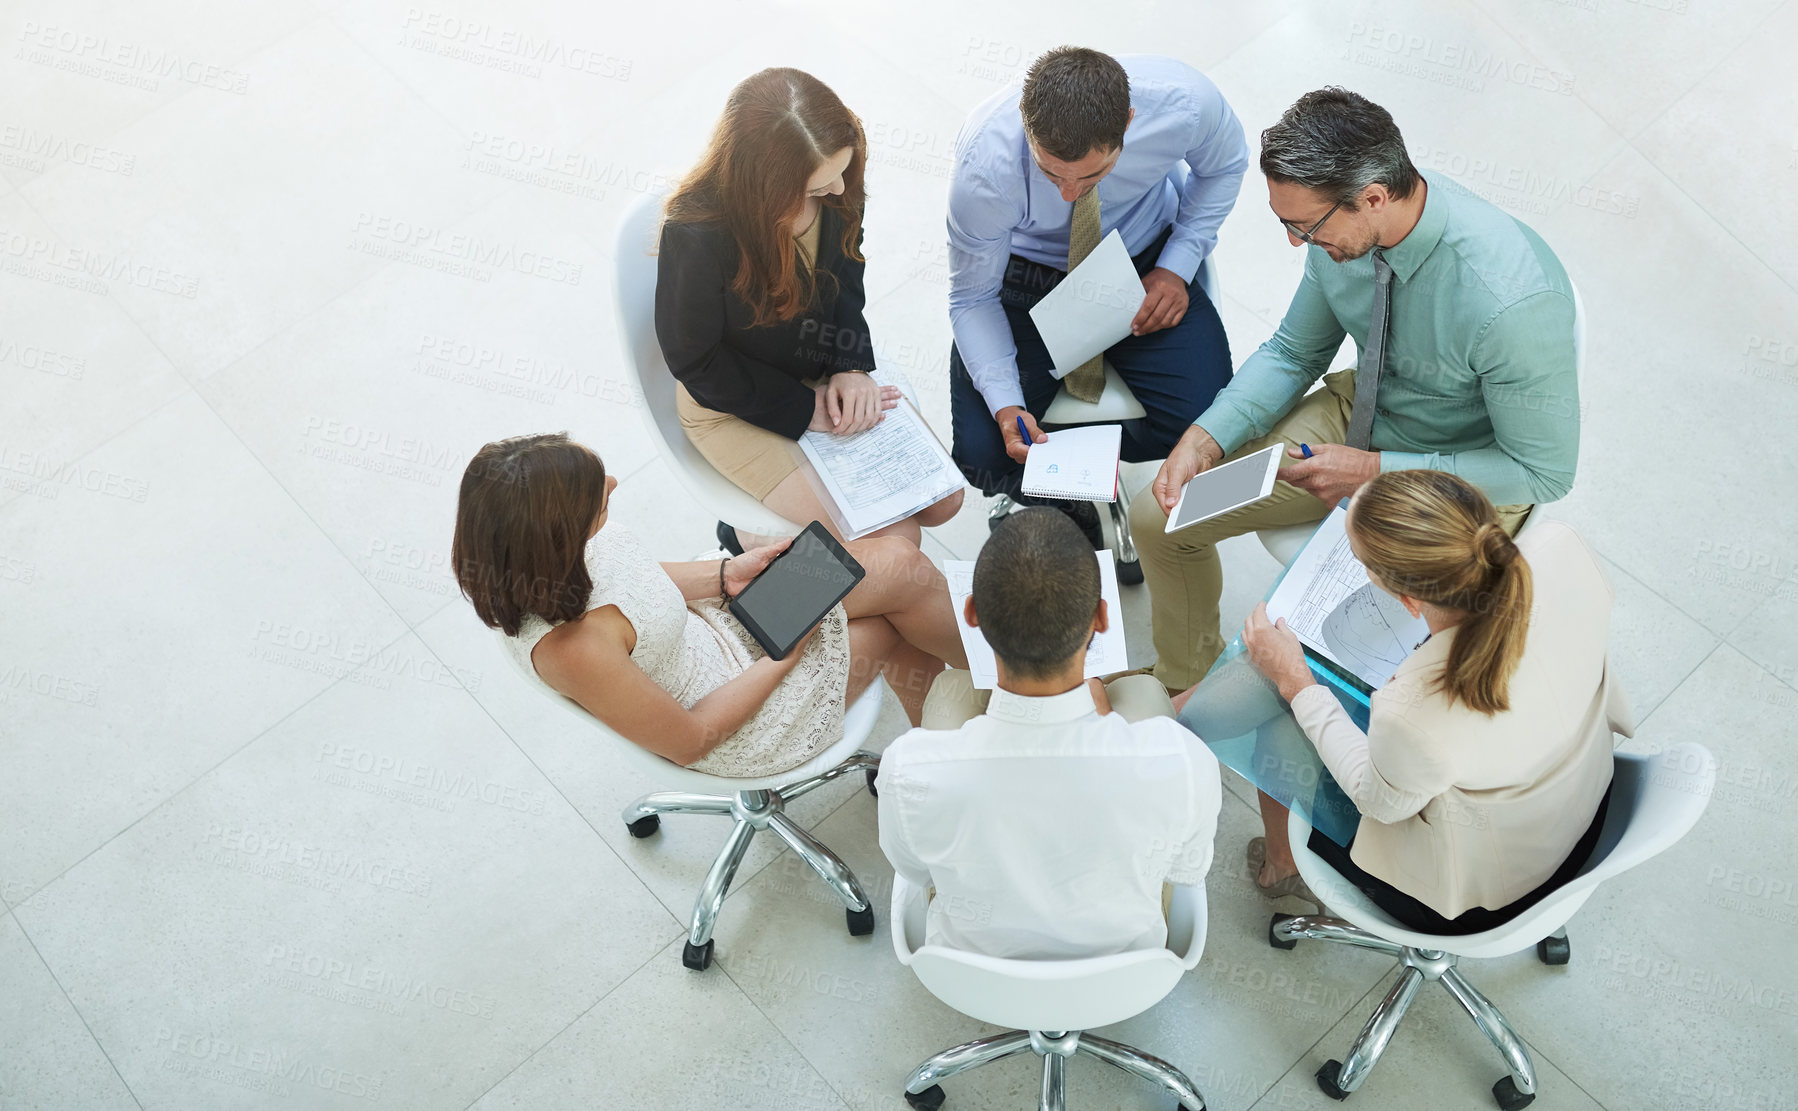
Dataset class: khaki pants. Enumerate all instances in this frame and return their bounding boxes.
[1127,370,1532,691]
[920,669,1178,729]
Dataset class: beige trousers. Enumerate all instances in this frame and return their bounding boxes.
[920,669,1178,729]
[1127,370,1532,691]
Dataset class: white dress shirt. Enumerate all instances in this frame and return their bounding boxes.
[876,682,1223,960]
[947,54,1248,414]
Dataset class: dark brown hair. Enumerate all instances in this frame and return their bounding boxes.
[664,68,867,327]
[1348,471,1532,715]
[1019,47,1131,162]
[452,433,608,637]
[972,508,1101,680]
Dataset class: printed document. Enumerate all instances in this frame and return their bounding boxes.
[1265,505,1430,691]
[798,372,962,539]
[1028,230,1146,379]
[945,552,1126,690]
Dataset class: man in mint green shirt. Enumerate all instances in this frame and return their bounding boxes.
[1131,86,1577,687]
[1134,88,1578,900]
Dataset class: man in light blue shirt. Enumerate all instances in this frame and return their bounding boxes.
[946,48,1247,548]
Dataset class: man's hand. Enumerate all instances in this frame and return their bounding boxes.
[722,537,791,596]
[1131,267,1189,335]
[809,374,900,435]
[1151,425,1225,512]
[1243,602,1315,703]
[1277,442,1380,506]
[996,405,1047,464]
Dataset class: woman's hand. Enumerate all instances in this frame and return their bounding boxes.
[722,537,791,596]
[808,372,897,436]
[1243,602,1316,703]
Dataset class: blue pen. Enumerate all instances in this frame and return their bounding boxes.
[1016,415,1035,448]
[1300,442,1314,459]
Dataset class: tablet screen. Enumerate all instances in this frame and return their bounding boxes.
[732,526,864,655]
[1169,443,1283,531]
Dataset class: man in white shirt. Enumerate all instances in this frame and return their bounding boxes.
[876,509,1223,959]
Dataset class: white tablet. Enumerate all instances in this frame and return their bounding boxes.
[1165,443,1285,533]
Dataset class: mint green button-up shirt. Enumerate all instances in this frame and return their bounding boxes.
[1196,172,1578,506]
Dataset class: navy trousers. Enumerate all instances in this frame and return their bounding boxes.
[948,225,1233,502]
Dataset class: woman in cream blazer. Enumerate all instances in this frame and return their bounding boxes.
[1244,470,1631,934]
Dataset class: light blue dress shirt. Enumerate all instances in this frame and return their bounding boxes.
[947,55,1249,415]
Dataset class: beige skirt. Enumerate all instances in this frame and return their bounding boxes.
[675,383,806,501]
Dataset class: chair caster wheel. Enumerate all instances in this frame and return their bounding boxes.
[1536,934,1570,965]
[904,1084,946,1110]
[1116,558,1144,586]
[1493,1075,1535,1109]
[846,905,875,936]
[865,768,878,798]
[681,939,714,971]
[625,814,660,839]
[1316,1059,1349,1101]
[1269,913,1299,950]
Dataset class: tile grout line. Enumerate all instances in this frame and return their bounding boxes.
[4,913,148,1111]
[455,937,680,1111]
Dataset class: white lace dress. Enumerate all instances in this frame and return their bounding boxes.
[504,524,851,778]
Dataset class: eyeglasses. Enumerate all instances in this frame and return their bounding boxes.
[1281,200,1343,245]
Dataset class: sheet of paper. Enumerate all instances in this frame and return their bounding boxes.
[798,376,961,539]
[1020,424,1121,502]
[1264,505,1430,690]
[1028,229,1145,379]
[944,553,1127,691]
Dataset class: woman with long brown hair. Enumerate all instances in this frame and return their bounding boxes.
[453,434,968,775]
[1239,470,1630,933]
[655,68,963,550]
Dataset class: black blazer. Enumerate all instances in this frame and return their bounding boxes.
[655,204,876,440]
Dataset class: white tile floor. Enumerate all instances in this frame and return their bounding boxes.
[1,0,1793,1108]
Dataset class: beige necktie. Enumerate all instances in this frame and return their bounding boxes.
[1062,188,1105,402]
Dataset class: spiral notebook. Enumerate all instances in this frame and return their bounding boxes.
[1020,424,1122,502]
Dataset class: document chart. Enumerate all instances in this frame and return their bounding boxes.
[1265,506,1429,691]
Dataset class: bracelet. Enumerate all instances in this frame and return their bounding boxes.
[718,558,728,598]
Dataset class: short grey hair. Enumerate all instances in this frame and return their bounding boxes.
[1259,87,1419,209]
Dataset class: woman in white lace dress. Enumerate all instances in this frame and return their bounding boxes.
[452,434,968,778]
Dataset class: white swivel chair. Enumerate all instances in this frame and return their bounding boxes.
[892,874,1209,1111]
[1005,257,1221,586]
[1258,280,1587,566]
[614,190,801,540]
[1268,742,1715,1109]
[496,632,886,971]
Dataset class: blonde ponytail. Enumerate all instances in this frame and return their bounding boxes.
[1348,472,1533,715]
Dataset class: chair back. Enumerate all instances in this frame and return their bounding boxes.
[489,624,884,793]
[612,192,799,537]
[890,875,1205,1032]
[1290,744,1716,959]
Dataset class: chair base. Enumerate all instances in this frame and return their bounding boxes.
[903,1027,1205,1111]
[621,750,881,969]
[1271,914,1538,1109]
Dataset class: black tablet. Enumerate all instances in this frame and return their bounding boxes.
[727,521,866,661]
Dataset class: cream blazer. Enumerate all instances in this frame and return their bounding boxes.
[1290,520,1633,920]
